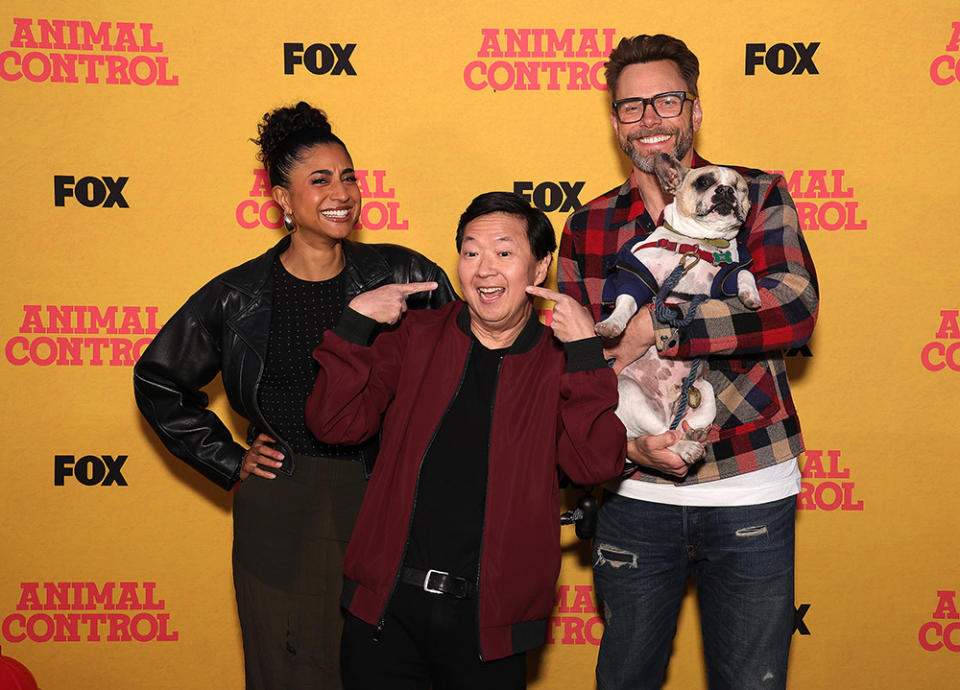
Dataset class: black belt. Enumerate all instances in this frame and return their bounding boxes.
[400,567,474,599]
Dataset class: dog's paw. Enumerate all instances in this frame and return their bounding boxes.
[669,439,706,465]
[595,319,624,339]
[738,289,762,310]
[683,426,711,444]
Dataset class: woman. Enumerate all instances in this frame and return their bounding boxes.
[133,102,454,689]
[305,192,627,689]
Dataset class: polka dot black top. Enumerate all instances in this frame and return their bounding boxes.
[257,255,358,458]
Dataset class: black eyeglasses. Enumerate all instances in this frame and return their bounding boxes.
[612,91,695,124]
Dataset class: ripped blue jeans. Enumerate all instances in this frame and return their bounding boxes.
[593,492,796,690]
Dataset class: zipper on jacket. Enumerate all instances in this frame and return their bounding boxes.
[373,340,475,641]
[474,352,505,661]
[248,351,293,474]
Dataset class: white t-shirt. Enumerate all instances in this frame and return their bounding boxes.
[610,457,801,507]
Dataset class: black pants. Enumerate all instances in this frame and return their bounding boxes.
[341,582,527,690]
[232,454,367,690]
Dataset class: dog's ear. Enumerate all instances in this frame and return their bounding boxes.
[653,153,688,195]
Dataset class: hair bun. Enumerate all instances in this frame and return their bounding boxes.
[287,101,333,135]
[253,101,333,168]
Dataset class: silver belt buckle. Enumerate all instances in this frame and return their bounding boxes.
[423,569,447,594]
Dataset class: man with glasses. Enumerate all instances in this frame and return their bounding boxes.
[558,34,818,689]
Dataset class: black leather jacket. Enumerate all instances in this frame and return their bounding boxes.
[133,236,456,490]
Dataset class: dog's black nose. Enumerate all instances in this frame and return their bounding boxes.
[713,184,734,201]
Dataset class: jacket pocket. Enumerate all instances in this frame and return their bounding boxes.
[706,357,781,432]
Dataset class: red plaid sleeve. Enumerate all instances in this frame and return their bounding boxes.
[557,224,588,310]
[559,180,656,321]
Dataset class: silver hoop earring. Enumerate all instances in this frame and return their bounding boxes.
[283,211,294,231]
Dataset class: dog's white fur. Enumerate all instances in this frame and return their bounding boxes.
[597,154,760,463]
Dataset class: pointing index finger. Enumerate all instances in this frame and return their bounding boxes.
[526,285,563,302]
[398,281,438,296]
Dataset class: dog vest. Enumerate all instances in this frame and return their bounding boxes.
[601,233,755,311]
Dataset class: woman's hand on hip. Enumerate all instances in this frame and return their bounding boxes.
[239,433,284,481]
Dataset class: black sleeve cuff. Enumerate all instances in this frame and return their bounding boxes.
[564,336,608,373]
[333,307,380,346]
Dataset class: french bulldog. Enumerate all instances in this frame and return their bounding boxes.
[596,153,760,463]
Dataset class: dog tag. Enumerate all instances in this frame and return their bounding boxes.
[687,388,701,409]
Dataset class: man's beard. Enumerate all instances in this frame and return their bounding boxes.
[620,123,694,172]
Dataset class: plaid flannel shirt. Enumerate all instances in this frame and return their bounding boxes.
[558,151,819,485]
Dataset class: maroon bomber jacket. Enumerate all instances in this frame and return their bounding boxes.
[305,301,626,661]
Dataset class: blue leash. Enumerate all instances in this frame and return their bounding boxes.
[652,258,706,431]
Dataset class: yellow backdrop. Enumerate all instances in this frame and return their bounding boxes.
[2,1,959,687]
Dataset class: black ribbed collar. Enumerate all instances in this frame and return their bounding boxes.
[455,302,543,355]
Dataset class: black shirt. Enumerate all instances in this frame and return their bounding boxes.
[403,338,507,579]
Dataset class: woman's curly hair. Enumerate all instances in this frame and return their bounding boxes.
[252,101,348,187]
